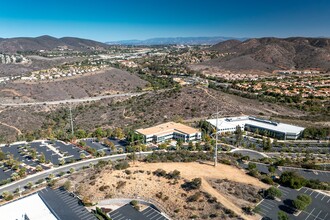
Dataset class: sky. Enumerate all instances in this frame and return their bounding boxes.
[0,0,329,42]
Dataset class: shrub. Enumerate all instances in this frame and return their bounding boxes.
[116,181,126,189]
[95,207,111,220]
[114,161,130,170]
[125,170,132,175]
[153,169,167,177]
[130,200,140,210]
[261,176,274,185]
[63,180,71,190]
[187,192,202,202]
[166,170,181,179]
[181,178,202,191]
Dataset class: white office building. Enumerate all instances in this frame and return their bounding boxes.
[207,116,305,140]
[136,122,201,144]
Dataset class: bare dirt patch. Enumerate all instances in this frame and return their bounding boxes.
[74,162,267,219]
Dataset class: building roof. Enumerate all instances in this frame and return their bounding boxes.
[0,193,57,220]
[38,187,96,220]
[207,116,305,134]
[136,122,200,136]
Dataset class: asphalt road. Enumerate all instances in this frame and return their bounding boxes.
[0,92,146,106]
[0,152,152,194]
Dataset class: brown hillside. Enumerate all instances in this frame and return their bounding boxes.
[200,37,330,72]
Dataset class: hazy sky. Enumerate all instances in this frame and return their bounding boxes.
[0,0,329,41]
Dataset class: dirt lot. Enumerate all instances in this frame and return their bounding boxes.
[74,162,268,220]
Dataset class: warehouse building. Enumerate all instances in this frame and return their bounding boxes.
[207,116,305,140]
[136,122,201,144]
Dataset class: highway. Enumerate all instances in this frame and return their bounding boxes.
[0,92,146,106]
[0,152,152,194]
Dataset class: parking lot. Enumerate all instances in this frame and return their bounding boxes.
[279,167,330,183]
[257,186,330,220]
[109,204,168,220]
[46,140,89,162]
[81,139,111,155]
[239,162,330,182]
[0,140,90,183]
[81,138,127,154]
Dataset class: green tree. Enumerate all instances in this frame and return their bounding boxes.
[75,129,87,139]
[268,166,276,174]
[80,153,86,159]
[195,142,203,151]
[265,186,282,199]
[35,165,43,172]
[188,141,196,151]
[18,167,27,178]
[279,171,306,189]
[235,125,243,146]
[278,211,289,220]
[59,158,65,165]
[30,148,37,159]
[98,150,105,157]
[176,140,183,150]
[248,162,257,171]
[26,181,33,189]
[39,152,46,163]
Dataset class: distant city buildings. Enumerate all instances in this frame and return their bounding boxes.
[207,116,305,140]
[136,122,201,144]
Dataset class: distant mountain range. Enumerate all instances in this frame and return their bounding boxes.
[106,36,248,45]
[0,35,109,53]
[197,37,330,72]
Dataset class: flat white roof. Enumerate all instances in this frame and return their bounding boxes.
[136,122,200,136]
[0,193,57,220]
[207,116,305,134]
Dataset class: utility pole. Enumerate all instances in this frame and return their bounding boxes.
[215,106,218,167]
[69,105,74,137]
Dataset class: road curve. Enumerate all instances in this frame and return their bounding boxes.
[0,152,153,194]
[230,148,269,159]
[0,92,146,106]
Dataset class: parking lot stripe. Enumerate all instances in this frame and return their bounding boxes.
[258,210,267,216]
[146,211,156,217]
[263,200,276,206]
[315,193,320,198]
[321,195,326,201]
[259,203,273,210]
[313,210,322,220]
[309,191,314,196]
[321,213,328,220]
[304,188,309,193]
[143,208,153,215]
[305,208,315,220]
[327,199,330,203]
